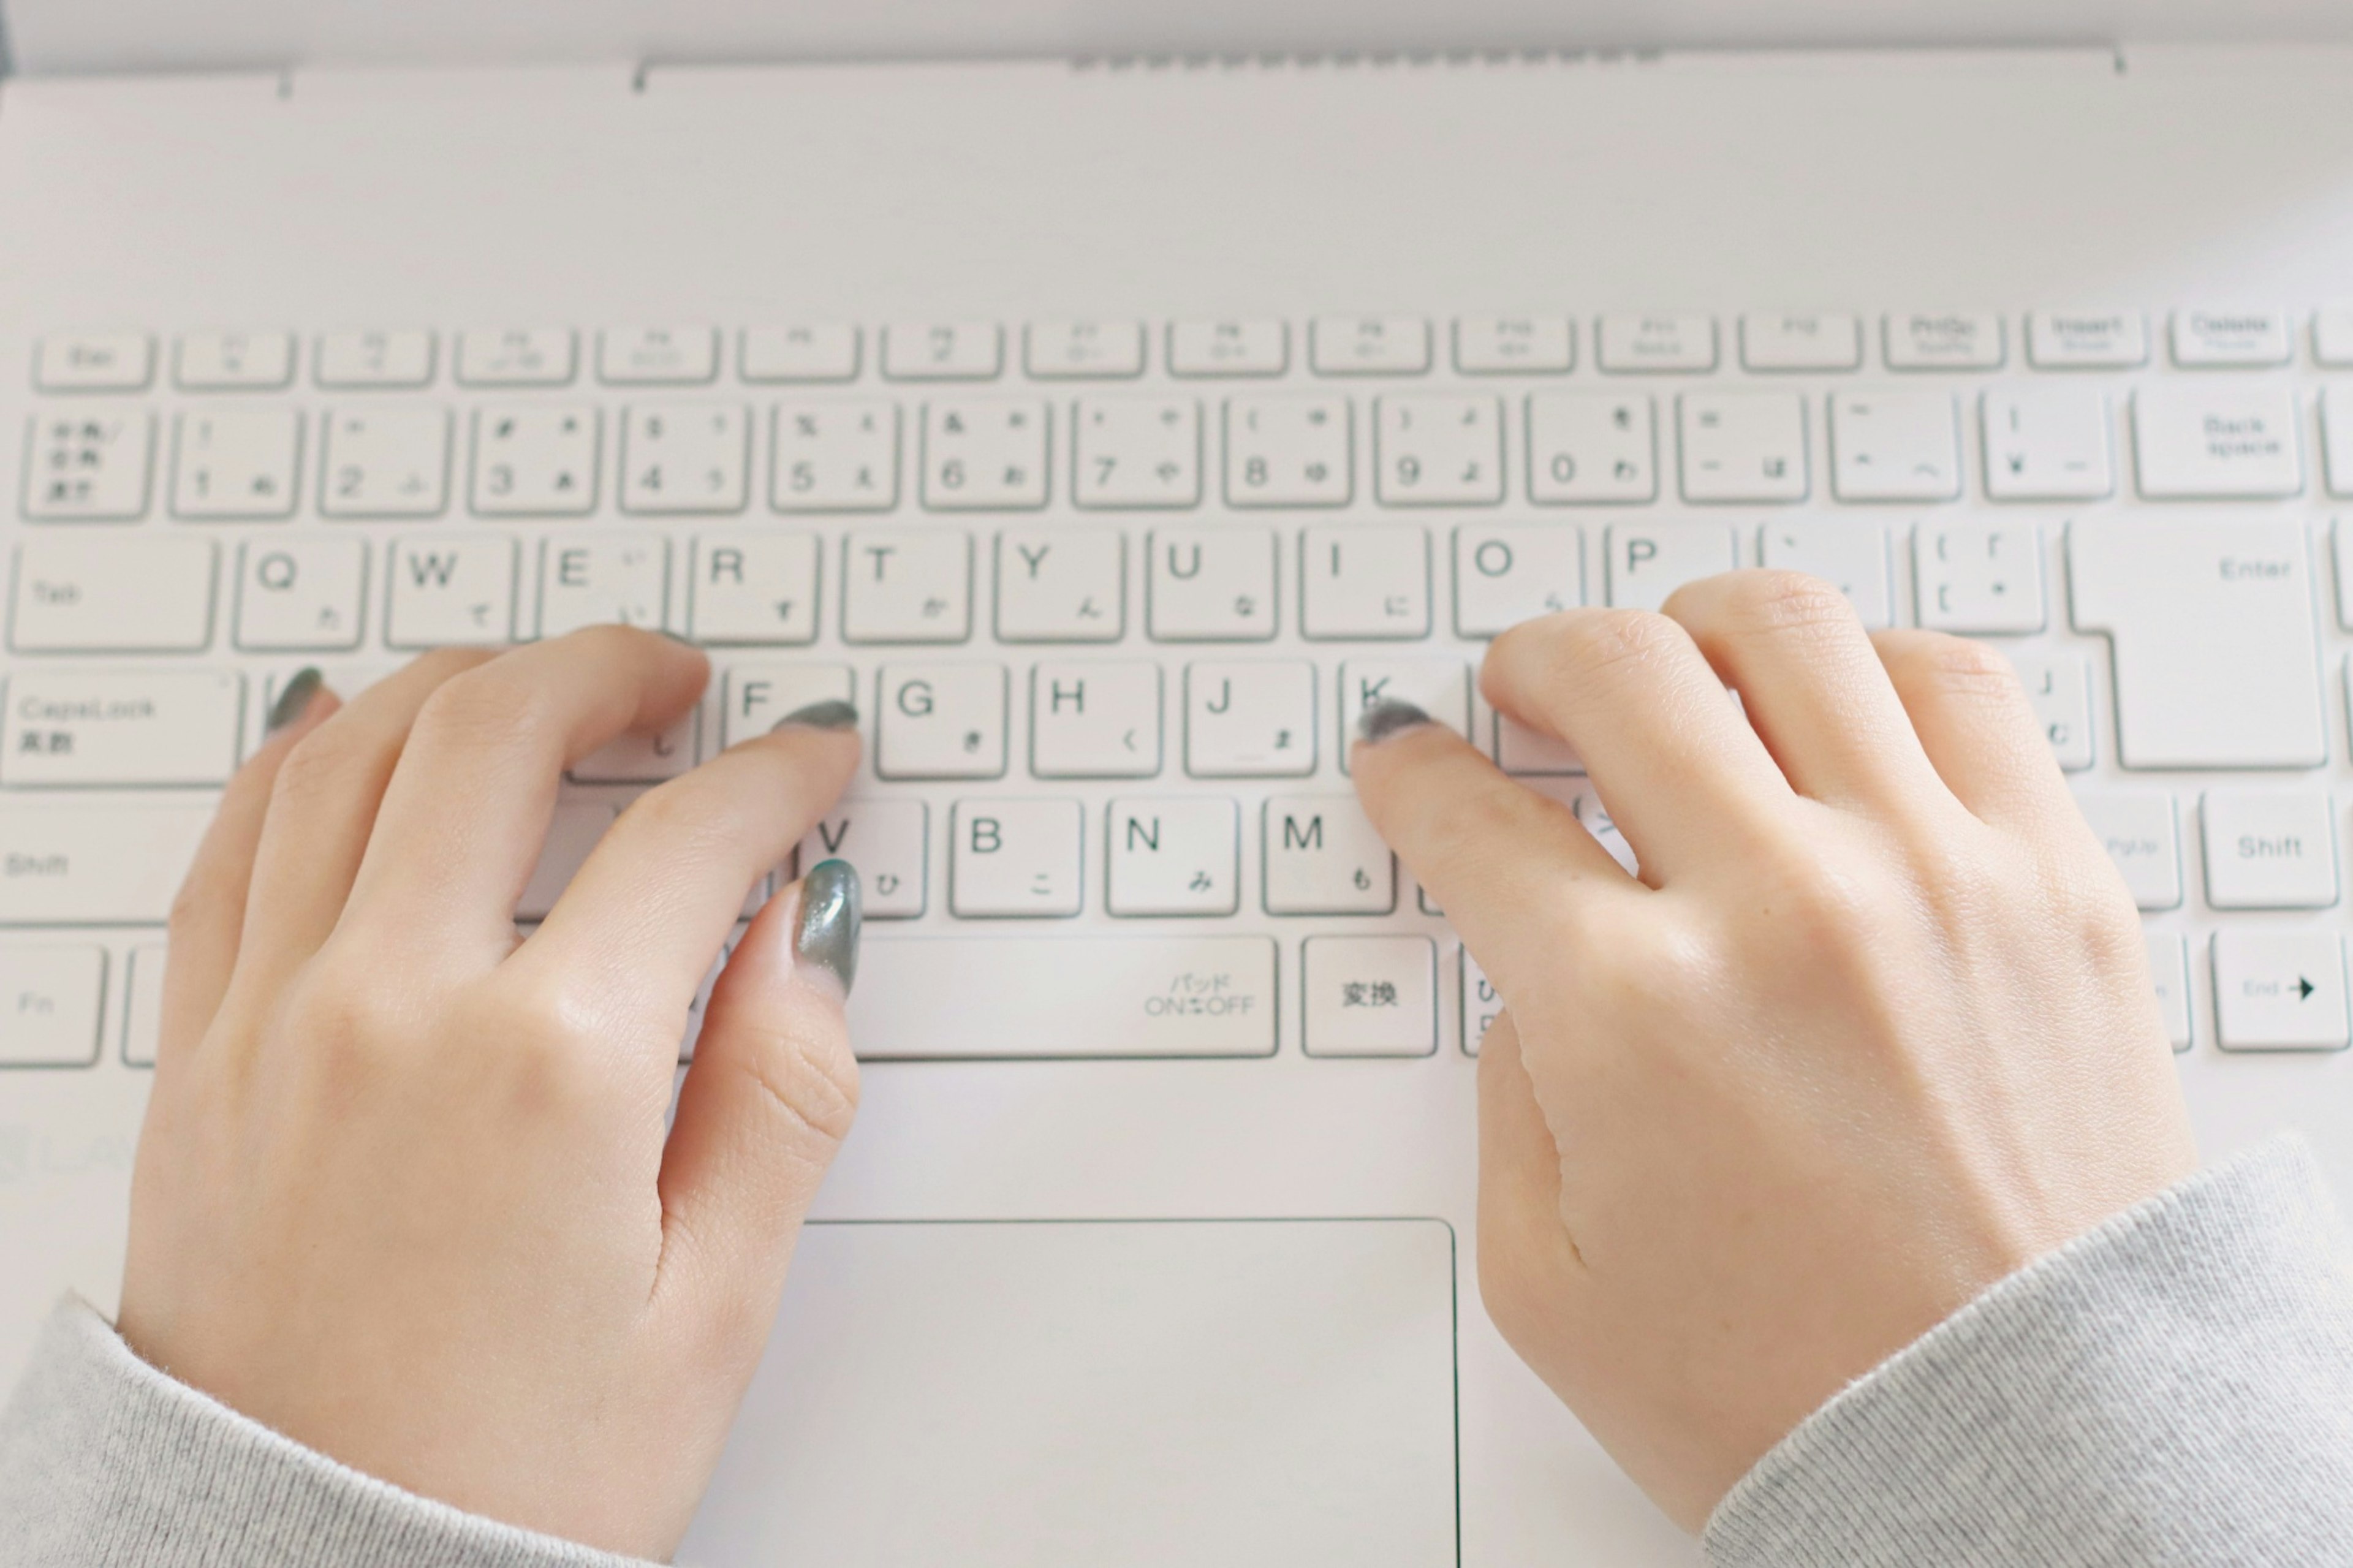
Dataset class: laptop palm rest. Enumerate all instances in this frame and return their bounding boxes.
[683,1218,1458,1566]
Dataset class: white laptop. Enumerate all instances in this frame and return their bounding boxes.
[5,2,2353,1562]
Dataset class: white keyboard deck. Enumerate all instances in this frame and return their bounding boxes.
[7,306,2353,1066]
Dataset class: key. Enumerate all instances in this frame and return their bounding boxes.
[1073,396,1201,508]
[851,934,1276,1058]
[951,798,1083,915]
[2009,651,2094,771]
[2317,305,2353,368]
[1167,319,1288,378]
[1914,520,2044,634]
[37,331,153,392]
[21,406,154,520]
[385,534,518,648]
[2132,384,2302,498]
[2026,311,2148,368]
[0,805,211,924]
[320,407,450,517]
[1576,789,1640,875]
[1027,320,1145,379]
[2173,308,2290,368]
[1336,660,1469,773]
[1302,526,1430,640]
[1526,393,1656,504]
[1305,936,1436,1057]
[1496,712,1582,776]
[2213,930,2348,1051]
[1981,386,2114,501]
[1461,947,1502,1057]
[1740,313,1861,372]
[884,322,1002,381]
[1680,393,1809,502]
[1830,391,1960,501]
[12,534,215,652]
[177,330,293,390]
[1376,395,1504,506]
[1031,661,1161,778]
[1225,395,1352,508]
[720,662,856,746]
[599,325,718,385]
[923,399,1048,509]
[457,327,577,387]
[1148,527,1277,641]
[1264,796,1393,914]
[801,799,928,918]
[621,404,749,513]
[1311,316,1430,376]
[315,328,436,388]
[518,801,618,920]
[0,944,104,1067]
[2069,517,2325,768]
[2201,792,2337,909]
[471,405,599,515]
[172,409,301,518]
[688,531,819,645]
[1757,520,1891,628]
[741,324,860,383]
[1185,660,1316,778]
[572,710,697,784]
[1605,523,1735,610]
[842,528,972,643]
[536,533,669,637]
[1455,316,1574,374]
[2325,387,2353,499]
[2073,792,2181,909]
[124,943,166,1066]
[1455,524,1582,637]
[1106,797,1239,915]
[1597,314,1717,373]
[772,400,900,512]
[995,528,1124,642]
[1884,311,2004,370]
[1,670,243,787]
[236,537,366,651]
[2146,934,2191,1052]
[879,664,1008,779]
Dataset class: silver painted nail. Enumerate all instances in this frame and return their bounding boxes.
[794,858,862,995]
[1355,697,1433,745]
[267,668,324,734]
[773,699,859,733]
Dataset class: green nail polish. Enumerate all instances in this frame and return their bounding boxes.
[268,668,324,734]
[794,859,862,995]
[1355,698,1433,745]
[773,699,859,733]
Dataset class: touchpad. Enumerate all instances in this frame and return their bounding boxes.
[683,1219,1458,1566]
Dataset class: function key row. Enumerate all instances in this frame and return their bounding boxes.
[35,306,2353,394]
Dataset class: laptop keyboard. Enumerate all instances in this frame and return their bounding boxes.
[6,309,2352,1065]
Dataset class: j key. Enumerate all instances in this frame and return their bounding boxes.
[1184,660,1317,778]
[849,934,1276,1058]
[2069,517,2325,769]
[11,534,215,653]
[0,670,244,788]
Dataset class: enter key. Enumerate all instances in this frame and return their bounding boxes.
[2069,517,2325,769]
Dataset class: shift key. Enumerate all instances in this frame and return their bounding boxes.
[2069,517,2325,769]
[0,805,214,925]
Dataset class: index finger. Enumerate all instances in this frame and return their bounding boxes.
[1349,704,1637,1005]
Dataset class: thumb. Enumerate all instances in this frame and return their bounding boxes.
[656,861,862,1331]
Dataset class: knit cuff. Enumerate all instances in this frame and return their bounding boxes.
[1705,1135,2353,1568]
[0,1295,655,1568]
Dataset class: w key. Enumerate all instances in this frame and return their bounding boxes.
[2069,517,2325,769]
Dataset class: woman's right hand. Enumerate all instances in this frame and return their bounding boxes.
[1349,570,2196,1530]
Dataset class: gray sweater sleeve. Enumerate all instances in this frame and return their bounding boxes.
[1705,1135,2353,1567]
[0,1297,654,1568]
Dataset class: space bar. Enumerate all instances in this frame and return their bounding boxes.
[847,935,1278,1059]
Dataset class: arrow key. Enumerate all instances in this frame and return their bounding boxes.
[2213,929,2349,1051]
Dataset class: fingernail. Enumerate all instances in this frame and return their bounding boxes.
[267,668,324,734]
[1355,698,1433,746]
[794,859,862,996]
[773,699,858,733]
